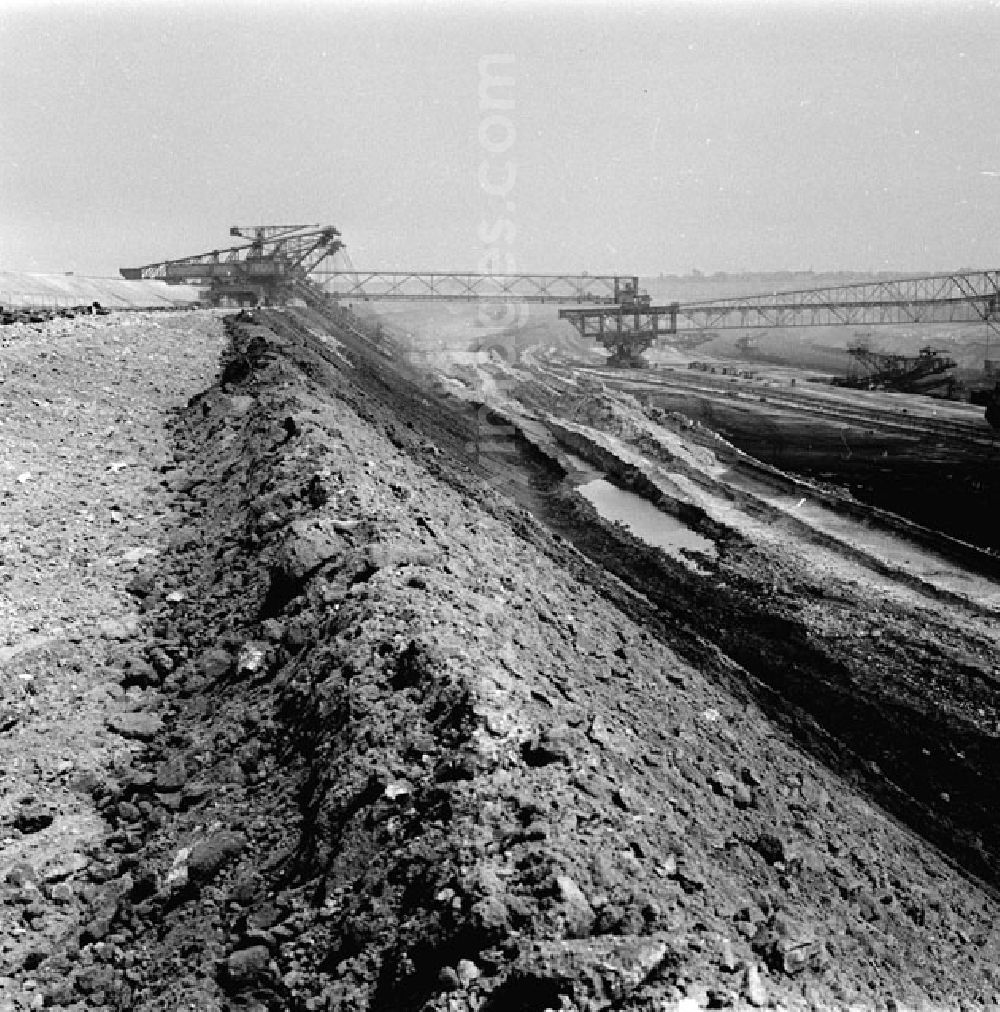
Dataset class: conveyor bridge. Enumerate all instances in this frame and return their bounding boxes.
[121,229,1000,365]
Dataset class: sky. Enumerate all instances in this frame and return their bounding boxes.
[2,0,1000,278]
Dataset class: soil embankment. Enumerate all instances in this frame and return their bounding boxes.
[2,307,1000,1012]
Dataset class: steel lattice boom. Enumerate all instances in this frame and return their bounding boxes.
[675,270,1000,330]
[313,270,625,304]
[552,269,1000,366]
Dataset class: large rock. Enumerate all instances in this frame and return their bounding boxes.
[752,915,827,975]
[223,945,272,987]
[522,727,574,767]
[556,874,595,939]
[122,658,159,688]
[188,831,246,883]
[274,519,346,583]
[105,712,163,741]
[155,756,187,792]
[742,964,768,1007]
[199,647,233,680]
[13,804,53,834]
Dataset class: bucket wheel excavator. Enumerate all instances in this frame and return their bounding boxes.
[832,345,959,394]
[121,225,343,306]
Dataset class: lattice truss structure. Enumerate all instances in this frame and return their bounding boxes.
[314,270,622,303]
[121,229,1000,363]
[556,270,1000,364]
[675,271,1000,331]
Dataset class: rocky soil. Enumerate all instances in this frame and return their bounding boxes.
[0,311,225,1009]
[2,305,999,1012]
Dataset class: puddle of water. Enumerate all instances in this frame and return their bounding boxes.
[576,478,717,569]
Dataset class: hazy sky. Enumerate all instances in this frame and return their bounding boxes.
[2,0,999,278]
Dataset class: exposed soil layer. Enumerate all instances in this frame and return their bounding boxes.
[2,307,1000,1012]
